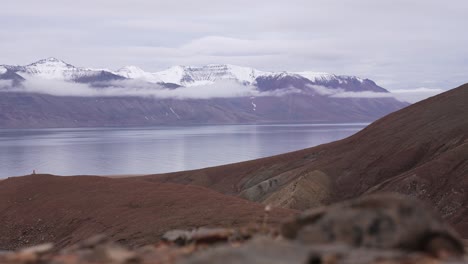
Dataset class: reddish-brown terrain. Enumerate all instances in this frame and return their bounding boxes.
[0,83,466,252]
[142,83,468,236]
[0,175,294,250]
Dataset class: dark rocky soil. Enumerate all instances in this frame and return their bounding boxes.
[1,194,466,264]
[0,175,294,250]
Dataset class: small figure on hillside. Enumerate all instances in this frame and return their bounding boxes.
[32,170,36,175]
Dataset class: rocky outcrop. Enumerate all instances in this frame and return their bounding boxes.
[239,169,332,209]
[263,170,331,209]
[282,194,465,258]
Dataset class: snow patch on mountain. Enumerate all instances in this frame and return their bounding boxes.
[251,100,257,111]
[128,65,366,88]
[114,66,162,83]
[169,107,181,119]
[296,71,364,84]
[112,64,273,86]
[0,66,7,74]
[295,71,335,82]
[152,64,267,86]
[153,66,187,84]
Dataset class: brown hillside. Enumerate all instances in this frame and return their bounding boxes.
[0,84,465,252]
[141,84,468,236]
[0,175,295,250]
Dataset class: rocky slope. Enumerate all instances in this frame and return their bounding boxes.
[0,58,408,128]
[141,83,468,236]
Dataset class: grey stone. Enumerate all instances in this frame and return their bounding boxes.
[282,193,465,258]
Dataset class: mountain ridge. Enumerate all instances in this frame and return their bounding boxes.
[1,57,390,93]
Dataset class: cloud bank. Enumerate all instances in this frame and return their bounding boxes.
[13,78,305,99]
[389,88,446,103]
[2,76,446,103]
[308,84,395,99]
[15,78,259,99]
[307,84,446,102]
[0,80,13,89]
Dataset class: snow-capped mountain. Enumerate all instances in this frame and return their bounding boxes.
[12,57,95,80]
[112,63,376,90]
[113,64,265,86]
[0,58,409,128]
[111,63,387,93]
[2,58,121,83]
[22,57,78,79]
[157,64,266,86]
[114,65,162,83]
[1,57,388,94]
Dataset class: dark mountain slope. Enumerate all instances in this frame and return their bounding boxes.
[0,92,405,128]
[0,69,25,87]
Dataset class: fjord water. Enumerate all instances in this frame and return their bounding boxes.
[0,124,366,178]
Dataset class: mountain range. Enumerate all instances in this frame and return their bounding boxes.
[1,57,387,90]
[0,58,408,128]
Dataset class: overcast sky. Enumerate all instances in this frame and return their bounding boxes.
[1,0,467,94]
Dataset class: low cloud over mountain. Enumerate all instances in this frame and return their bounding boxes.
[0,58,435,102]
[0,58,409,128]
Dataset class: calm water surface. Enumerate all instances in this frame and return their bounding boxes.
[0,124,367,178]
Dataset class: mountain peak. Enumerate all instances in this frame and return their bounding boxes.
[29,57,72,67]
[114,65,161,82]
[44,57,61,62]
[117,65,145,73]
[20,57,82,80]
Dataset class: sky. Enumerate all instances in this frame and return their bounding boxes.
[1,0,467,98]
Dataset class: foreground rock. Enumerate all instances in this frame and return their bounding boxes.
[0,194,466,263]
[282,193,465,258]
[181,238,466,264]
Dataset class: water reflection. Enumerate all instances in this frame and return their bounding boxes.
[0,124,366,177]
